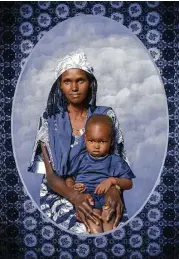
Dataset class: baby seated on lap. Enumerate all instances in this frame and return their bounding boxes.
[66,114,135,233]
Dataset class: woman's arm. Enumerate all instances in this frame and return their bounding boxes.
[41,142,74,200]
[65,177,75,188]
[40,142,101,229]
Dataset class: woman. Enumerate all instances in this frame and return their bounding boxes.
[29,52,128,233]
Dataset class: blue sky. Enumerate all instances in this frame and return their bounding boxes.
[12,15,168,229]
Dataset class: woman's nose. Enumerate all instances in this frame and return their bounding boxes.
[71,82,78,92]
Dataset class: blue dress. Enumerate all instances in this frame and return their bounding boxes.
[29,106,129,233]
[68,151,135,209]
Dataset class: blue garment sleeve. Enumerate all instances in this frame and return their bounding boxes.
[28,111,51,174]
[67,152,85,177]
[112,158,136,179]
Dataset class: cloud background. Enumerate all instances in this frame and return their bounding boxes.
[12,15,168,222]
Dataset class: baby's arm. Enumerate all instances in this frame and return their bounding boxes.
[95,155,135,194]
[95,177,132,194]
[110,177,133,190]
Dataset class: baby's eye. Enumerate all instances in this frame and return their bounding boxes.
[101,141,106,144]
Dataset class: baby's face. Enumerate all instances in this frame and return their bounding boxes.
[85,124,112,157]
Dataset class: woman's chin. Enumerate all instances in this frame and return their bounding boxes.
[70,99,88,106]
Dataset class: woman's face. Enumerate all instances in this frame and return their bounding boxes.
[60,68,90,105]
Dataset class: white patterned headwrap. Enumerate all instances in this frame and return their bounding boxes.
[55,52,94,79]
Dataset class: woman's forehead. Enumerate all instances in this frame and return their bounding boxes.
[61,68,87,78]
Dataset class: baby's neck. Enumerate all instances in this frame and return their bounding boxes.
[88,153,109,160]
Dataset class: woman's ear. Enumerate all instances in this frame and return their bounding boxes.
[111,138,114,147]
[59,80,62,89]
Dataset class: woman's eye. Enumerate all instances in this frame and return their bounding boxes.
[64,81,70,85]
[78,80,84,84]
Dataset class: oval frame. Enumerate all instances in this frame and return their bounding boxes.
[12,15,168,236]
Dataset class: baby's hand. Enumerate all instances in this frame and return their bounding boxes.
[73,183,86,193]
[95,179,113,194]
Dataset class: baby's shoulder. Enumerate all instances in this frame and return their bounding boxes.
[110,154,123,164]
[76,150,88,160]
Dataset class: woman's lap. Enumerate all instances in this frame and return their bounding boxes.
[40,177,86,233]
[40,177,128,233]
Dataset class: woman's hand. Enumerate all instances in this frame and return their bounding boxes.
[71,192,101,232]
[65,177,75,189]
[103,186,124,229]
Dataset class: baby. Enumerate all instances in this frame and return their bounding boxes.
[66,114,135,233]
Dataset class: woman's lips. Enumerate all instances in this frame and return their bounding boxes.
[71,94,80,98]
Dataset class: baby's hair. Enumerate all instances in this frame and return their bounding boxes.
[85,114,114,136]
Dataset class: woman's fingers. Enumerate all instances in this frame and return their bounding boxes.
[105,186,109,193]
[75,212,82,222]
[83,219,91,233]
[76,208,93,232]
[77,211,91,233]
[78,203,101,225]
[113,204,121,228]
[81,215,91,233]
[86,194,94,206]
[106,207,115,222]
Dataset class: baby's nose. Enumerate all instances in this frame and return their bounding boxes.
[94,142,100,148]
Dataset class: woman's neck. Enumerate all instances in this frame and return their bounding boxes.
[68,103,88,119]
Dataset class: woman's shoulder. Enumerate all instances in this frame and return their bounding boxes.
[93,106,117,123]
[93,105,114,114]
[40,110,48,120]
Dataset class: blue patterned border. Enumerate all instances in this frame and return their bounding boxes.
[0,2,178,258]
